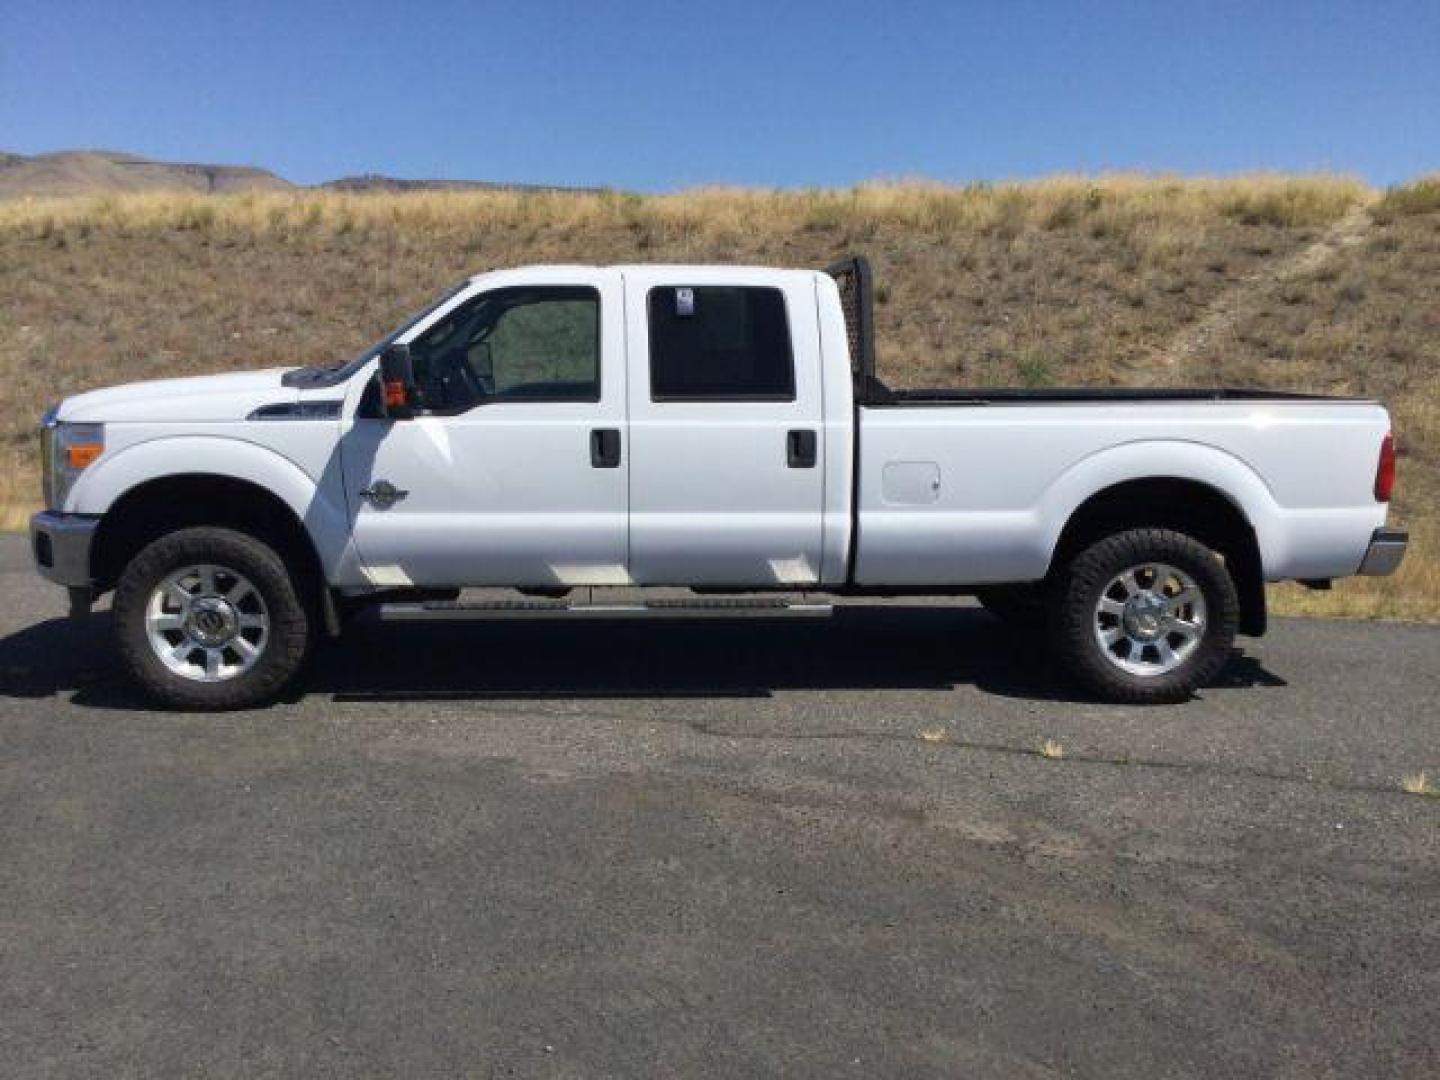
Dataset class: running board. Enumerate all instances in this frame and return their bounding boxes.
[378,597,835,622]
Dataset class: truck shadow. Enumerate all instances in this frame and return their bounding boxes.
[0,606,1285,709]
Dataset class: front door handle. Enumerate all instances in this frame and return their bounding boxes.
[591,428,622,468]
[787,429,817,468]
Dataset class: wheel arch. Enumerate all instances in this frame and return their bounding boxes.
[90,474,325,600]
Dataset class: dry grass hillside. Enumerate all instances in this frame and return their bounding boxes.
[0,176,1435,618]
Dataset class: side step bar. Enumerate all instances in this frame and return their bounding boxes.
[378,597,835,622]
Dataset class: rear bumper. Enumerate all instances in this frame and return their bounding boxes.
[29,511,100,588]
[1357,527,1408,576]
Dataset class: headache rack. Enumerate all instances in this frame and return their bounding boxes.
[824,255,880,401]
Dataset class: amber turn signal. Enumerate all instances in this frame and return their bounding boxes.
[66,442,103,469]
[383,379,408,409]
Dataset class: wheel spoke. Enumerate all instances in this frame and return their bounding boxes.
[1169,618,1202,642]
[203,649,223,679]
[1119,570,1142,597]
[198,565,218,596]
[238,613,266,630]
[1097,596,1126,617]
[1166,587,1200,613]
[233,637,259,661]
[1101,625,1125,646]
[1155,638,1179,669]
[149,613,185,631]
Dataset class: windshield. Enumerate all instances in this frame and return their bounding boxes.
[281,278,472,388]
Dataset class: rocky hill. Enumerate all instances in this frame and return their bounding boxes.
[0,150,597,199]
[0,150,293,198]
[321,173,599,195]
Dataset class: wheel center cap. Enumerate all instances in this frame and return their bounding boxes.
[1122,595,1168,642]
[186,597,238,646]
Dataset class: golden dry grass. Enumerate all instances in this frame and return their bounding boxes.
[0,173,1433,618]
[1038,739,1066,760]
[1401,771,1437,797]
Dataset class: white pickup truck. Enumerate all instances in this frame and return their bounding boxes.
[31,257,1406,708]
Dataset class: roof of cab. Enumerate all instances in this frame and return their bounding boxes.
[468,263,820,282]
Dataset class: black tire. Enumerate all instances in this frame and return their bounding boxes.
[113,526,314,710]
[974,583,1046,629]
[1049,528,1238,705]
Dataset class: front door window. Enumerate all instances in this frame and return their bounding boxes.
[408,286,600,412]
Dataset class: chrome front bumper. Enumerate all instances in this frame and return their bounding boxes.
[1358,527,1408,577]
[29,511,100,588]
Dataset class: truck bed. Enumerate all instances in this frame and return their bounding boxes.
[850,393,1391,588]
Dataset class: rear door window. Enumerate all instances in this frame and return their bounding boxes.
[647,286,795,401]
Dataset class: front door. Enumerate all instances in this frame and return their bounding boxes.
[339,271,629,589]
[623,270,826,585]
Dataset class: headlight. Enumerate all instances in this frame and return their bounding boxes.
[41,411,104,511]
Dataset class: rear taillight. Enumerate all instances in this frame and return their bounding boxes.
[1375,433,1396,502]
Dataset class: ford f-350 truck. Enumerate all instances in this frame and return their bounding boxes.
[30,257,1406,708]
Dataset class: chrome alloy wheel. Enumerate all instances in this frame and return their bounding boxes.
[144,564,269,682]
[1092,562,1207,677]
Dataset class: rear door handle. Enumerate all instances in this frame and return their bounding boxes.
[787,429,817,468]
[590,428,622,468]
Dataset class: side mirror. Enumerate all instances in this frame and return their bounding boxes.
[378,343,420,418]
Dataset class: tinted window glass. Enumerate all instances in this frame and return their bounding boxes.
[648,286,794,401]
[409,286,599,411]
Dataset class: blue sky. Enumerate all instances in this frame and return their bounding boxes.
[2,0,1436,188]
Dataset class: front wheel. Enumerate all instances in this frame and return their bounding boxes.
[1049,528,1238,705]
[113,527,314,709]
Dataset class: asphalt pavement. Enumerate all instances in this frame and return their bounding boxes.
[1,535,1437,1078]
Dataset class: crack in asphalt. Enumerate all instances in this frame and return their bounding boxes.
[678,718,1411,799]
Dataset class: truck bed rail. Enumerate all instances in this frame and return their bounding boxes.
[864,386,1364,406]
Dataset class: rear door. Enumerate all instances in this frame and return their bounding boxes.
[623,269,825,585]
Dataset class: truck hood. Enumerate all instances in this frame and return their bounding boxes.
[57,368,299,423]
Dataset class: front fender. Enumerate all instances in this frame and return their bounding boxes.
[67,434,355,580]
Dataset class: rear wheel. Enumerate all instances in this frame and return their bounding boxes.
[113,527,313,709]
[1049,528,1238,704]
